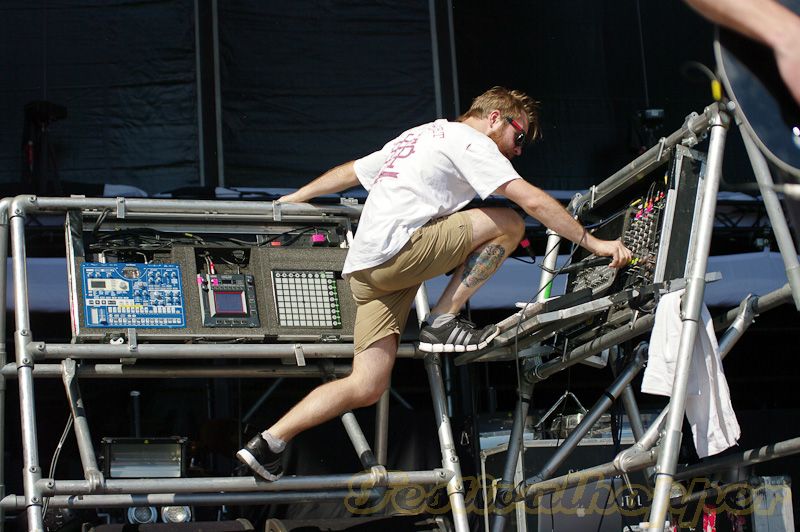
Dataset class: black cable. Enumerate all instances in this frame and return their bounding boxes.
[279,226,320,247]
[91,208,111,238]
[584,208,628,230]
[595,481,613,532]
[536,205,629,276]
[89,225,331,253]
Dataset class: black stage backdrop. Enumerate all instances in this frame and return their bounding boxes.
[0,0,198,194]
[218,1,437,188]
[0,1,751,194]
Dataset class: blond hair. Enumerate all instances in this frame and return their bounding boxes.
[459,86,541,141]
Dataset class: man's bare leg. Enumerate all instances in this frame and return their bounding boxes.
[431,207,525,315]
[418,208,524,352]
[266,333,398,443]
[237,334,397,480]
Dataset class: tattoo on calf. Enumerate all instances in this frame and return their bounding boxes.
[461,244,506,288]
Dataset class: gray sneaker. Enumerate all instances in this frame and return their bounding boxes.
[418,316,499,353]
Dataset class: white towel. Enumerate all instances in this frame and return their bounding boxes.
[642,289,740,458]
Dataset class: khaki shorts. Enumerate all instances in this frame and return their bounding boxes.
[348,211,474,354]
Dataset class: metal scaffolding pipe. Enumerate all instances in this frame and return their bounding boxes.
[525,314,656,382]
[527,282,792,386]
[611,347,646,441]
[2,490,375,510]
[35,342,420,359]
[648,106,730,530]
[61,359,103,487]
[19,195,363,219]
[1,363,354,379]
[341,412,378,469]
[9,202,45,531]
[713,283,792,331]
[375,387,390,466]
[490,379,534,532]
[522,448,657,501]
[0,197,11,532]
[39,469,451,496]
[742,128,800,310]
[674,437,800,482]
[425,354,470,532]
[568,105,717,216]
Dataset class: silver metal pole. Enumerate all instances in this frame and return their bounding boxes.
[9,202,45,531]
[717,295,757,358]
[526,313,656,382]
[712,283,792,330]
[610,347,645,441]
[614,407,669,475]
[36,342,420,359]
[569,105,717,216]
[3,490,373,510]
[647,107,730,530]
[61,359,103,487]
[741,128,800,310]
[0,197,11,532]
[674,436,800,481]
[490,380,534,532]
[424,354,469,532]
[537,230,562,302]
[2,363,353,379]
[620,384,645,440]
[341,412,377,469]
[24,195,363,219]
[41,469,451,495]
[524,446,657,502]
[374,386,390,465]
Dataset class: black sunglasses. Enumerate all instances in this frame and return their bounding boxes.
[505,117,528,147]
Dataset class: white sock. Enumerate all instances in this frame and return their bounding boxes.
[430,313,456,328]
[261,431,286,453]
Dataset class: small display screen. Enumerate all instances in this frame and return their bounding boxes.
[213,291,246,315]
[90,280,106,289]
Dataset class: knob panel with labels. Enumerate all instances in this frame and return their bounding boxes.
[81,263,186,328]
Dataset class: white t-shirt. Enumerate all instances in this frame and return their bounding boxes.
[343,119,521,274]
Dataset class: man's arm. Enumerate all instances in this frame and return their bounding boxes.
[685,0,800,105]
[497,179,632,268]
[277,160,361,203]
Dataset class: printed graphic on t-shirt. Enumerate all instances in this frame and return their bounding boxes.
[377,131,420,182]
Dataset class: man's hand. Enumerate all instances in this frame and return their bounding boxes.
[587,238,632,269]
[275,192,300,204]
[274,161,360,205]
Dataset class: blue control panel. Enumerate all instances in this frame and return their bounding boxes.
[81,263,186,328]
